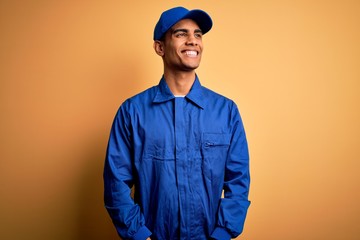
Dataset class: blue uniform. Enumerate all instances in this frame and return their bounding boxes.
[104,76,250,240]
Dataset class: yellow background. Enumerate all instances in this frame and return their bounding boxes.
[1,0,359,239]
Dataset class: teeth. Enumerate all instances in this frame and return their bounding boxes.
[185,51,197,56]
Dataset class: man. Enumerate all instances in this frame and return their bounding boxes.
[104,6,250,240]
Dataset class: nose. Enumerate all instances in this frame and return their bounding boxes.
[186,34,198,46]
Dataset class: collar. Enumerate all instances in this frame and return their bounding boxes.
[153,75,205,109]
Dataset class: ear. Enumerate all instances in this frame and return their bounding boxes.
[153,40,165,56]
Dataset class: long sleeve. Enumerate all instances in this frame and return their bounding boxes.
[211,103,251,240]
[103,102,152,240]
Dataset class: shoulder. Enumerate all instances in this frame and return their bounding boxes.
[121,85,158,108]
[201,86,237,108]
[129,85,158,102]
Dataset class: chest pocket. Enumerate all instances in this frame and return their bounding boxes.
[202,133,231,180]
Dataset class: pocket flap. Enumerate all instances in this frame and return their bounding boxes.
[203,133,231,147]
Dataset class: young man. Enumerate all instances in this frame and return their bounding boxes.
[104,6,250,240]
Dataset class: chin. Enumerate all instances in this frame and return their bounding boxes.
[184,63,200,70]
[182,66,199,72]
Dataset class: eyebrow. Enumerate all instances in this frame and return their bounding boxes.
[172,28,203,34]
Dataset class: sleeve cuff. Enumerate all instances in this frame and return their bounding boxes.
[132,225,152,240]
[211,227,231,240]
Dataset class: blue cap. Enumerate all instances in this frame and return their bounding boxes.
[153,6,213,41]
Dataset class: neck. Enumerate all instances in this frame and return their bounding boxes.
[163,70,196,96]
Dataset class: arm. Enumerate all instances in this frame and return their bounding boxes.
[103,102,152,240]
[211,103,251,240]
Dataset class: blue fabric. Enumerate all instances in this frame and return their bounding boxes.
[104,76,250,240]
[153,6,213,40]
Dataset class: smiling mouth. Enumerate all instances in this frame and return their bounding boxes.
[183,50,198,57]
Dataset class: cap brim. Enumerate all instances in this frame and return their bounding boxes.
[182,9,213,35]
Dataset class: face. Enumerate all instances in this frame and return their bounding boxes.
[155,19,204,73]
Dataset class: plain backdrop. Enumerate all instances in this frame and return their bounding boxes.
[1,0,359,239]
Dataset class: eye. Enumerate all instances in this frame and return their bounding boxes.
[175,32,187,38]
[195,33,203,39]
